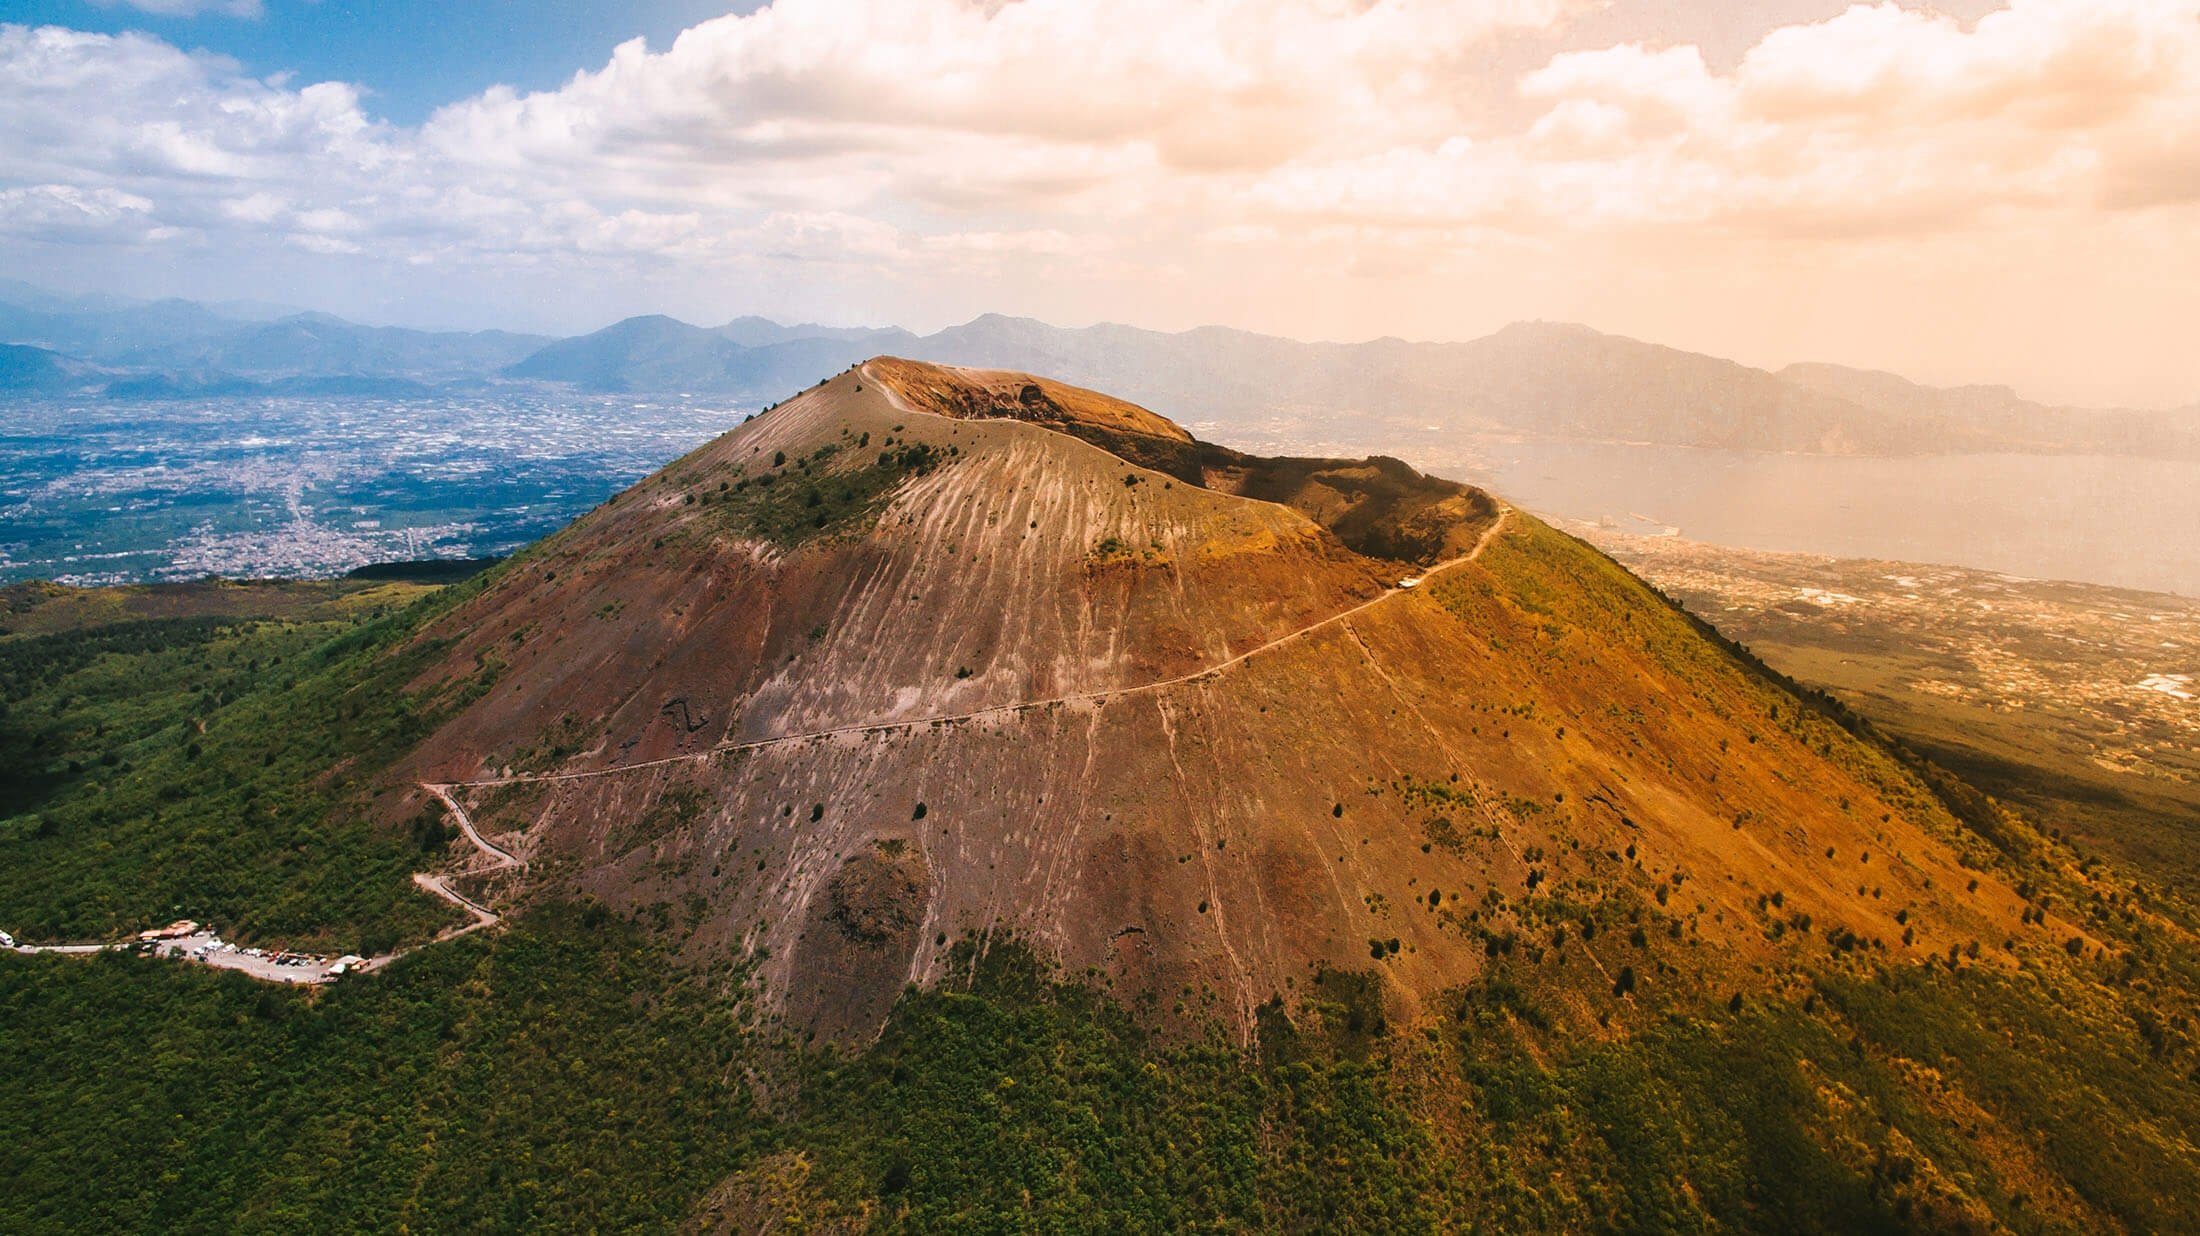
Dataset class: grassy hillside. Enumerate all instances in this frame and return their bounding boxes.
[0,905,768,1233]
[0,578,487,952]
[1764,638,2200,895]
[0,577,436,640]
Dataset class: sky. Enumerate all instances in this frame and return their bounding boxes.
[3,0,2198,407]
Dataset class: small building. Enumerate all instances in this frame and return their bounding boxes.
[136,919,201,942]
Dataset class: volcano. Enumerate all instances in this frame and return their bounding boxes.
[391,359,2050,1040]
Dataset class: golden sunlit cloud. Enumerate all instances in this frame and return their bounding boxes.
[4,1,2198,403]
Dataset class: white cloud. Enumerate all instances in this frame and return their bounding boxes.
[90,0,263,18]
[413,0,1586,220]
[1251,0,2200,236]
[11,2,2192,255]
[0,5,1594,283]
[0,182,167,242]
[3,4,2200,400]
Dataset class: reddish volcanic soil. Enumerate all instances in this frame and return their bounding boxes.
[387,361,2054,1040]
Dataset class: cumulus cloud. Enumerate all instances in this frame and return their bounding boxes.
[3,2,2200,398]
[1256,0,2200,235]
[422,0,1580,176]
[0,4,1596,285]
[12,3,2195,254]
[0,182,169,242]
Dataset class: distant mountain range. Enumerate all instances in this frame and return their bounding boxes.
[0,343,92,395]
[488,309,2200,458]
[4,280,2194,458]
[0,280,546,399]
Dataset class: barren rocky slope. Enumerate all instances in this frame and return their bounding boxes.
[388,360,2068,1040]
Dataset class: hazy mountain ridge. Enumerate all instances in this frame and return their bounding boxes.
[4,280,2193,458]
[0,343,95,395]
[1779,360,2192,456]
[129,313,548,380]
[0,283,550,394]
[520,311,2200,457]
[502,313,916,394]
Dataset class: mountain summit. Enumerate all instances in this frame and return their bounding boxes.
[394,359,2048,1040]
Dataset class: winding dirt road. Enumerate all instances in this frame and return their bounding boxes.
[423,782,521,869]
[5,785,524,983]
[386,782,525,959]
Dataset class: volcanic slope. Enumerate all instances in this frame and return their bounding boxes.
[395,360,2063,1040]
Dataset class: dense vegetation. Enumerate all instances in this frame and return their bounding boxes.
[0,579,490,952]
[344,557,502,583]
[0,904,767,1233]
[7,907,2197,1232]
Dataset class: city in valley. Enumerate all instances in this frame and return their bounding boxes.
[0,392,726,586]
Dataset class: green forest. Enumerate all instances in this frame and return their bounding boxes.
[8,902,2199,1232]
[0,581,481,952]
